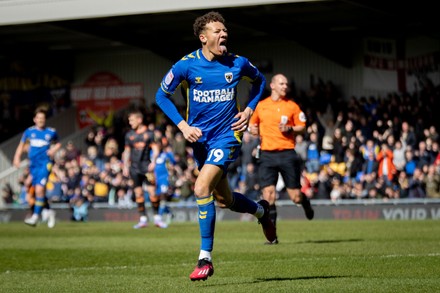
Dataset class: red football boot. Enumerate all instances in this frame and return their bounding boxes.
[189,258,214,281]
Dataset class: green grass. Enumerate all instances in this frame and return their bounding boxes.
[1,220,439,292]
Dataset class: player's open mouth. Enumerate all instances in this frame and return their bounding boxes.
[219,40,227,54]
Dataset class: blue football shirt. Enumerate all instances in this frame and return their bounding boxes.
[20,126,59,166]
[156,49,265,144]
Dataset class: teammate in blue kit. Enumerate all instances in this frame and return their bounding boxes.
[155,11,276,281]
[154,141,176,227]
[13,107,61,227]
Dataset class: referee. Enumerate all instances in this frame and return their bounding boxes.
[249,73,314,244]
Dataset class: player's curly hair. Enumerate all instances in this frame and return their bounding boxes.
[193,11,225,37]
[34,106,48,117]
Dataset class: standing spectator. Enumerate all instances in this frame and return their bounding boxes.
[404,149,417,176]
[316,110,343,154]
[13,107,61,228]
[155,11,275,281]
[360,139,379,161]
[341,119,356,146]
[393,140,407,172]
[294,133,308,164]
[344,148,364,183]
[416,140,432,171]
[84,128,97,148]
[305,132,320,173]
[249,73,314,244]
[376,143,396,186]
[122,109,161,229]
[360,139,379,176]
[399,121,417,150]
[332,128,345,164]
[430,141,439,166]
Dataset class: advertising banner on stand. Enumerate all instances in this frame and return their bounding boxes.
[71,72,143,129]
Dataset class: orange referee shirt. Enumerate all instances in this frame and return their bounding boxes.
[250,96,306,151]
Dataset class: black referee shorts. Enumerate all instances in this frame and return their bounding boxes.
[258,149,301,189]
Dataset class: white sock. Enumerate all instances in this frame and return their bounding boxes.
[41,209,49,221]
[140,215,147,223]
[199,250,211,261]
[154,214,162,222]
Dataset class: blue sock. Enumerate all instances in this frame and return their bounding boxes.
[34,197,45,215]
[158,206,165,216]
[229,192,258,214]
[196,195,216,252]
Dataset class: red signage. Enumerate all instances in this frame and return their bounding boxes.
[71,72,143,128]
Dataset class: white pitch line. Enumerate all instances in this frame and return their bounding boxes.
[380,253,440,258]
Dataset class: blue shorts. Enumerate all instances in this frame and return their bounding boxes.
[191,138,241,173]
[29,161,52,187]
[155,175,170,195]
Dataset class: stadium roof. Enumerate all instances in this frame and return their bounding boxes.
[0,0,438,67]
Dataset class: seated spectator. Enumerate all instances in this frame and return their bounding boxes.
[397,171,410,198]
[408,168,426,198]
[349,181,367,199]
[329,176,344,202]
[85,145,105,172]
[45,165,65,202]
[69,187,89,222]
[424,165,440,198]
[243,163,260,200]
[313,169,331,199]
[65,141,81,162]
[103,137,119,160]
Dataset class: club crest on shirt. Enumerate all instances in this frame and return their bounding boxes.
[224,72,233,83]
[195,77,203,84]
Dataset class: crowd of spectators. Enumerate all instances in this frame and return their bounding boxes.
[12,77,440,219]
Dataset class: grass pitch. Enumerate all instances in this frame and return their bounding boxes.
[1,219,439,292]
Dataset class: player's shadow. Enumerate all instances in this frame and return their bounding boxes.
[202,275,350,287]
[296,238,364,244]
[256,275,349,282]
